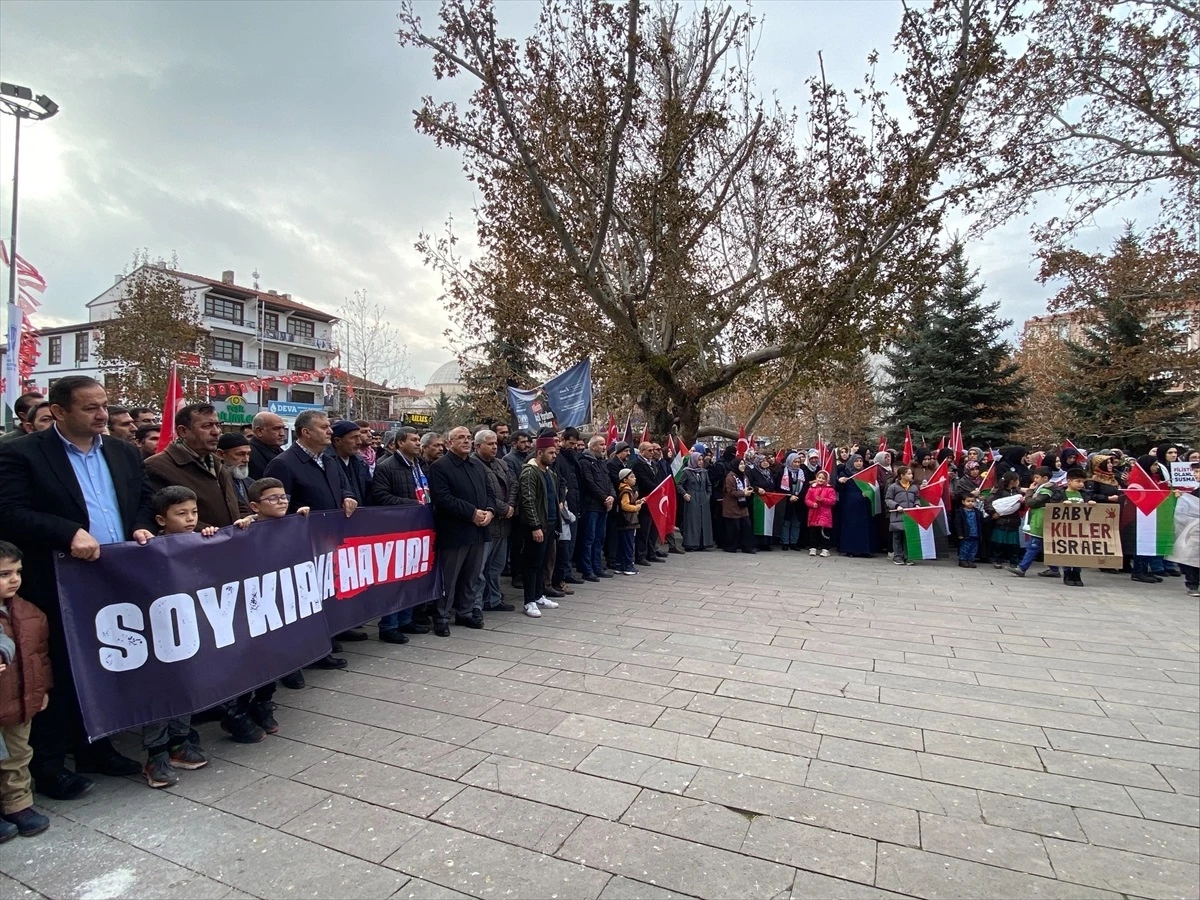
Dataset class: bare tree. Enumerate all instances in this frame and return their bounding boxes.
[400,0,1021,443]
[334,290,412,420]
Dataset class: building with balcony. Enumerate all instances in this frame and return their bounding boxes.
[22,266,340,426]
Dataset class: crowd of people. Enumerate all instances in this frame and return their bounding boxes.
[0,375,1195,841]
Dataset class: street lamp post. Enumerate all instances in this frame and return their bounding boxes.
[0,82,58,426]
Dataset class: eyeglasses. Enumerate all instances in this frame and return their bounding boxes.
[258,494,290,504]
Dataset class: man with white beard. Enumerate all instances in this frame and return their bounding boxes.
[217,432,255,510]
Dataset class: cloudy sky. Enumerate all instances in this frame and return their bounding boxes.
[1,0,1138,386]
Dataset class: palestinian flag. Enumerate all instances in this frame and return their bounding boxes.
[979,462,996,498]
[1120,462,1177,556]
[919,476,950,535]
[668,435,685,479]
[902,506,941,559]
[752,492,789,536]
[852,464,881,515]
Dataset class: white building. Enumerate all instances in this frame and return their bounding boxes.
[27,266,340,427]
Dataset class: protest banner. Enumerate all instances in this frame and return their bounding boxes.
[1044,502,1122,568]
[1170,462,1198,490]
[506,358,592,430]
[55,506,441,740]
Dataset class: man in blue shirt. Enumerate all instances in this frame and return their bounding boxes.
[0,376,156,801]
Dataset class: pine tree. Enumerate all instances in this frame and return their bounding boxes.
[1052,231,1199,454]
[459,331,540,427]
[884,242,1024,446]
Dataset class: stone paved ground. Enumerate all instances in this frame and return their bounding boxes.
[3,550,1199,900]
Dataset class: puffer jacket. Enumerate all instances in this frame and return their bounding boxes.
[885,481,922,531]
[804,483,838,528]
[0,594,52,727]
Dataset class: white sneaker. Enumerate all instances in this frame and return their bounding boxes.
[820,549,830,557]
[809,548,817,557]
[536,596,559,609]
[524,603,542,617]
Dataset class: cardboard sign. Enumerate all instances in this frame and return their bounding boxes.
[1170,462,1198,490]
[1044,502,1122,568]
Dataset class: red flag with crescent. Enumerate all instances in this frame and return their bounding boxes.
[645,475,678,540]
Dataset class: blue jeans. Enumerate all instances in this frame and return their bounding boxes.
[958,538,979,562]
[781,517,801,546]
[379,607,413,632]
[1018,536,1046,573]
[580,510,608,576]
[618,530,636,571]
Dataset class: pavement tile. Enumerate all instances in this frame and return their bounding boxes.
[293,752,464,817]
[812,713,925,751]
[390,878,474,899]
[653,708,719,738]
[597,875,692,899]
[806,760,981,820]
[742,814,877,884]
[466,722,595,768]
[709,717,822,757]
[918,813,1054,877]
[620,788,752,851]
[1044,729,1200,768]
[213,773,331,827]
[920,731,1042,770]
[432,785,584,854]
[462,754,641,820]
[685,767,921,847]
[1044,837,1200,899]
[1157,764,1200,796]
[976,792,1086,841]
[1074,808,1200,865]
[281,795,428,864]
[1037,747,1173,790]
[818,736,922,778]
[1127,786,1200,827]
[686,692,819,732]
[786,870,912,899]
[386,818,610,899]
[875,843,1122,899]
[557,817,794,899]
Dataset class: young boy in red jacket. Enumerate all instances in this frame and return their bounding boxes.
[0,541,52,840]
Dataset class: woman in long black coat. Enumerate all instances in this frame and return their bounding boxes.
[836,454,876,557]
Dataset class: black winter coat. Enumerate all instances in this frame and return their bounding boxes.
[578,451,613,512]
[248,437,283,481]
[428,451,496,550]
[369,453,426,507]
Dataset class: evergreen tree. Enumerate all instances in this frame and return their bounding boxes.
[459,331,540,427]
[884,242,1024,446]
[1051,231,1199,454]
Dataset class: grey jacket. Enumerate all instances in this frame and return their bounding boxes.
[478,452,517,540]
[885,481,922,531]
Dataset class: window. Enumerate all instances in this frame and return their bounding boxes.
[210,337,244,366]
[267,387,279,402]
[287,318,315,340]
[287,353,316,371]
[204,295,244,325]
[48,336,61,365]
[291,389,315,404]
[262,312,278,332]
[75,332,90,363]
[261,349,279,371]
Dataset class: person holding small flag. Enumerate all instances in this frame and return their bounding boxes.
[836,454,875,558]
[885,466,922,566]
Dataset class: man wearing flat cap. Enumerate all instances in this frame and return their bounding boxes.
[325,419,371,505]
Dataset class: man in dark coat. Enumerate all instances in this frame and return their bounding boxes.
[427,426,496,636]
[369,426,430,642]
[631,441,663,566]
[247,411,287,480]
[604,442,632,567]
[265,409,359,672]
[576,435,615,580]
[324,420,372,504]
[474,428,517,614]
[551,427,585,588]
[502,430,533,585]
[0,376,155,800]
[144,403,245,528]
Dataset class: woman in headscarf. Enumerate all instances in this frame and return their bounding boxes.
[778,452,807,550]
[911,448,938,486]
[1154,444,1180,485]
[996,446,1031,487]
[677,451,714,551]
[748,453,780,550]
[836,453,875,557]
[722,457,757,553]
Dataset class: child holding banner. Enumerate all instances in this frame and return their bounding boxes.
[142,488,217,788]
[0,542,52,840]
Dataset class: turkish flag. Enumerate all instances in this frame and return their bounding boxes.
[155,362,185,453]
[606,413,619,447]
[645,475,678,540]
[735,424,749,458]
[919,478,947,507]
[1123,461,1171,515]
[902,426,913,465]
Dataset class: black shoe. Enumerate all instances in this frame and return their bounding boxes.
[655,552,669,560]
[544,587,566,598]
[780,544,789,550]
[486,602,516,612]
[454,614,485,629]
[1152,575,1164,582]
[635,558,649,567]
[668,547,686,555]
[330,640,343,653]
[3,807,49,837]
[335,630,369,642]
[1099,568,1121,574]
[1037,568,1059,577]
[34,769,94,801]
[564,575,585,585]
[434,622,451,637]
[583,574,600,582]
[250,700,280,734]
[280,671,306,690]
[379,629,410,644]
[398,622,430,635]
[221,712,266,744]
[307,654,347,670]
[1162,569,1182,577]
[0,820,15,843]
[512,577,524,588]
[1131,573,1157,584]
[1071,577,1085,587]
[598,570,614,578]
[75,742,141,777]
[958,561,970,568]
